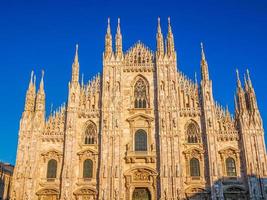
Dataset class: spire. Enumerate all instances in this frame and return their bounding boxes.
[246,69,253,88]
[236,69,242,89]
[24,71,36,112]
[245,69,258,111]
[200,42,210,81]
[234,94,239,114]
[39,70,44,92]
[156,17,164,57]
[235,69,248,114]
[115,18,123,58]
[36,70,45,112]
[71,44,79,84]
[166,17,175,56]
[105,18,113,58]
[244,73,249,92]
[29,71,34,89]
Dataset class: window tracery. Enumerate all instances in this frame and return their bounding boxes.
[134,78,148,108]
[84,122,97,145]
[186,122,200,143]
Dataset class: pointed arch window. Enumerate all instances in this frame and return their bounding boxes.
[83,159,93,178]
[134,78,148,108]
[135,129,147,151]
[187,122,200,143]
[190,158,200,177]
[47,159,57,180]
[84,122,97,145]
[226,157,237,176]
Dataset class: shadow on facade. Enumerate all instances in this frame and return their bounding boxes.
[181,175,267,200]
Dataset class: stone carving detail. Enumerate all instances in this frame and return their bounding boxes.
[11,23,266,200]
[124,42,154,67]
[133,170,149,181]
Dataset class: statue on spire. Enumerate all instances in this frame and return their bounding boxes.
[71,44,80,84]
[105,18,113,58]
[115,18,123,59]
[166,17,175,56]
[156,17,164,57]
[200,42,209,82]
[24,71,36,112]
[36,70,45,112]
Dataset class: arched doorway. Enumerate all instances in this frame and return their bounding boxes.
[132,188,151,200]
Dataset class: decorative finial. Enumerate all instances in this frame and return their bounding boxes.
[117,18,121,33]
[41,70,44,79]
[107,17,111,34]
[74,44,79,63]
[30,71,34,83]
[200,42,205,60]
[236,69,242,88]
[157,17,162,33]
[246,69,252,87]
[167,17,173,35]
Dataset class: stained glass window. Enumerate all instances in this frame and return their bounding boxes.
[187,123,200,143]
[85,122,97,145]
[134,78,148,108]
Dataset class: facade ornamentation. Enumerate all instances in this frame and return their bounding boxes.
[11,18,267,200]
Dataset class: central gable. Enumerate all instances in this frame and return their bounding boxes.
[124,41,154,68]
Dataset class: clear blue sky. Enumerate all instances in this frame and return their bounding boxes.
[0,0,266,165]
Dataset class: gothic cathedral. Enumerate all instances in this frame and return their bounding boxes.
[11,18,267,200]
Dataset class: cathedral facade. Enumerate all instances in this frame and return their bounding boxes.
[11,18,267,200]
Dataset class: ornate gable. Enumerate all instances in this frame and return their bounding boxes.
[124,41,154,71]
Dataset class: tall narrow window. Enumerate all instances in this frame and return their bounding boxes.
[47,159,57,179]
[134,78,148,108]
[187,123,200,143]
[190,158,200,177]
[135,129,147,151]
[84,122,97,145]
[83,159,93,178]
[226,157,237,176]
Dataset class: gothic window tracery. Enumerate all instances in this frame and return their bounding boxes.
[134,78,148,108]
[135,129,147,151]
[186,122,200,143]
[84,122,97,145]
[190,158,200,177]
[226,157,237,176]
[47,159,57,180]
[83,159,93,178]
